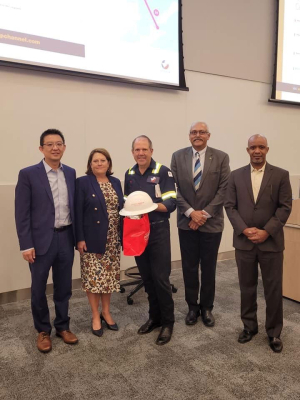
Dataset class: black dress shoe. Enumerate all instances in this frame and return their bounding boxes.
[156,326,173,346]
[138,319,161,335]
[185,310,199,326]
[238,329,258,344]
[92,320,103,337]
[269,337,283,353]
[100,313,118,331]
[201,310,215,327]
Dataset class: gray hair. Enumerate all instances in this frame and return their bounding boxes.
[190,121,209,132]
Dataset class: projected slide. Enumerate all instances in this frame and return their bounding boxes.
[275,0,300,103]
[0,0,180,86]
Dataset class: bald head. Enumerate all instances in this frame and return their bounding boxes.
[247,135,269,170]
[248,134,268,148]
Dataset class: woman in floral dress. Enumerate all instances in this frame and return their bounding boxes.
[75,148,123,336]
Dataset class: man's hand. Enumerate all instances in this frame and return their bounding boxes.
[248,229,269,244]
[190,210,207,226]
[156,203,168,213]
[188,220,200,231]
[77,241,87,255]
[23,249,36,263]
[243,227,258,238]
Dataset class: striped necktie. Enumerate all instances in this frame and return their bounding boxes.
[194,152,202,190]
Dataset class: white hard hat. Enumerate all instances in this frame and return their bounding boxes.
[119,191,158,216]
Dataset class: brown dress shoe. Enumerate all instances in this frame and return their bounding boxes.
[56,330,78,344]
[37,332,52,353]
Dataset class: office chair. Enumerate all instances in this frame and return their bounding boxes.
[120,266,177,305]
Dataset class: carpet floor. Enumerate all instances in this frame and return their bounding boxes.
[0,259,300,400]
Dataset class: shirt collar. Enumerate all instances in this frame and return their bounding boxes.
[250,163,266,173]
[133,158,156,172]
[192,146,207,157]
[43,159,63,173]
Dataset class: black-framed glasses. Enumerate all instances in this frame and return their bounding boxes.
[190,130,209,136]
[42,142,65,149]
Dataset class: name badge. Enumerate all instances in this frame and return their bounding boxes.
[147,176,160,184]
[155,184,162,198]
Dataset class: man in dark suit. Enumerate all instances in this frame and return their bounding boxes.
[225,134,292,353]
[15,129,78,353]
[171,122,230,327]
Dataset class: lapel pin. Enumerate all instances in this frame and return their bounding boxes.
[92,194,96,197]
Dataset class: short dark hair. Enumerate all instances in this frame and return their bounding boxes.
[131,135,153,150]
[86,148,113,176]
[40,129,65,146]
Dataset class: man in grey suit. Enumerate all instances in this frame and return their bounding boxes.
[225,135,292,353]
[171,122,230,327]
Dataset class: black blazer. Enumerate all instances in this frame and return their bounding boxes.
[75,174,123,254]
[225,163,292,252]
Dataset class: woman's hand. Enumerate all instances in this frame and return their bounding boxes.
[77,241,87,255]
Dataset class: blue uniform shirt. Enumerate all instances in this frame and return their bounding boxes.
[124,158,176,222]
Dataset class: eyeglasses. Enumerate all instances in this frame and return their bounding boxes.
[42,142,65,149]
[190,130,209,136]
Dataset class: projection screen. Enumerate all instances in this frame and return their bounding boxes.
[0,0,187,90]
[270,0,300,105]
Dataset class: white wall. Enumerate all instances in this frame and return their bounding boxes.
[1,0,300,294]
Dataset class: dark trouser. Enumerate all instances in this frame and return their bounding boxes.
[178,229,222,313]
[29,227,74,334]
[135,220,174,326]
[235,247,283,338]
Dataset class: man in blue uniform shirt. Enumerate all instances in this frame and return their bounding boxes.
[124,135,176,345]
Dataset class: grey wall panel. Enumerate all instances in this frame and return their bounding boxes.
[182,0,277,83]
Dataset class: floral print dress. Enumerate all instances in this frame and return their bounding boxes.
[80,182,121,293]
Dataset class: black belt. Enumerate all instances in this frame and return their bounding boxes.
[150,220,167,226]
[54,224,72,232]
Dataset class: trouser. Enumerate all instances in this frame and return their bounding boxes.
[235,247,283,338]
[178,229,222,313]
[29,226,74,334]
[135,220,174,326]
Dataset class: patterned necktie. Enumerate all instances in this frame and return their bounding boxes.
[194,152,202,190]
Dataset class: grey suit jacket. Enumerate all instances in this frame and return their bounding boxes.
[224,163,292,252]
[171,146,230,232]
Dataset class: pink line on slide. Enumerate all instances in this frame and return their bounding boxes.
[143,0,159,30]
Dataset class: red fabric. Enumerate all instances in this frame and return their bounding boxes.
[123,214,150,256]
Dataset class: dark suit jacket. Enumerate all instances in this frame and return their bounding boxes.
[171,146,230,232]
[75,174,123,254]
[225,163,292,252]
[15,160,76,255]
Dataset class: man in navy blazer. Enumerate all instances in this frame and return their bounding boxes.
[15,129,78,353]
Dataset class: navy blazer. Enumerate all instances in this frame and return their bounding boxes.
[75,174,123,254]
[15,160,76,255]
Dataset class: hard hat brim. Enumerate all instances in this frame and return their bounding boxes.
[119,203,158,216]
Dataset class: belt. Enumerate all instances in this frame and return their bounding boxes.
[54,224,72,232]
[150,220,167,226]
